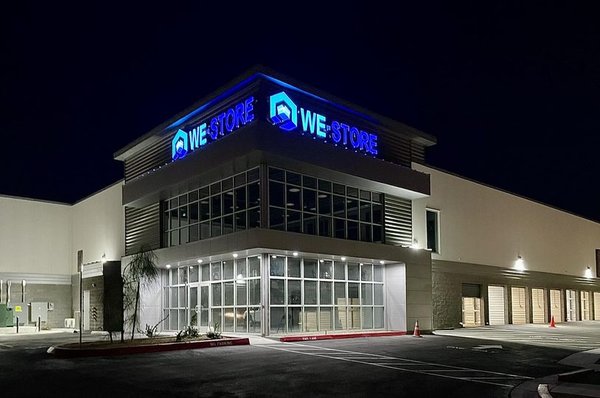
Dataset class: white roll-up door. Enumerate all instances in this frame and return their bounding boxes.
[511,287,527,324]
[550,289,562,323]
[581,291,591,320]
[488,286,505,325]
[566,289,577,321]
[531,288,545,324]
[594,292,600,320]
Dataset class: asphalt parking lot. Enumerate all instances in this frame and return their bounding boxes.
[3,324,596,397]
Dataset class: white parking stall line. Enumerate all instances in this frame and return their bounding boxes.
[259,343,532,388]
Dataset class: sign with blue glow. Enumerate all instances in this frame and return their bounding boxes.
[171,96,255,160]
[269,91,378,156]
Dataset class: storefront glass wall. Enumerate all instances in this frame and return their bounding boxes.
[269,255,384,334]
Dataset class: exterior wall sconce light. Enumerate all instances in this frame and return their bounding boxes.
[515,255,525,271]
[585,266,593,279]
[101,253,107,264]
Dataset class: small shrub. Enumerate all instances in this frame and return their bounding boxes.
[176,325,200,341]
[206,322,221,339]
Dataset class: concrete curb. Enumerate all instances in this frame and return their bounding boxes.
[279,331,407,342]
[48,337,250,358]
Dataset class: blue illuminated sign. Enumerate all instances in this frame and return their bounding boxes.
[171,97,255,160]
[268,91,378,155]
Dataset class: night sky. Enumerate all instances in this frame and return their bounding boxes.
[2,3,600,221]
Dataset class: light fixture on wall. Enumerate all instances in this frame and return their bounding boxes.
[197,259,203,264]
[101,253,107,264]
[233,253,238,258]
[410,238,420,250]
[585,266,593,279]
[292,252,298,257]
[515,255,525,271]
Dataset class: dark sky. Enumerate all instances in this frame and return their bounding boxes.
[2,3,600,220]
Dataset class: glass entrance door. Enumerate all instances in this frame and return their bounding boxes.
[188,283,209,330]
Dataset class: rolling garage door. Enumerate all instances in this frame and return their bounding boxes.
[550,289,563,323]
[594,292,600,320]
[581,291,591,320]
[488,286,506,325]
[511,287,527,324]
[531,288,545,324]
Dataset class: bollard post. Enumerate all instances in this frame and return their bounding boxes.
[38,316,41,332]
[16,317,19,334]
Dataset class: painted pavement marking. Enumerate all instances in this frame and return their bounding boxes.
[259,342,532,388]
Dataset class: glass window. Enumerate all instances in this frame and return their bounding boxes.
[270,256,285,277]
[211,195,221,218]
[235,212,246,231]
[303,175,317,189]
[304,259,318,278]
[223,191,234,214]
[318,193,331,215]
[303,214,317,235]
[319,216,332,237]
[361,284,373,305]
[333,195,345,218]
[248,256,260,277]
[288,280,301,305]
[361,264,372,281]
[347,187,358,198]
[249,279,260,305]
[210,182,221,195]
[347,221,358,240]
[333,183,345,195]
[287,186,301,209]
[348,263,360,281]
[234,173,246,187]
[318,180,331,192]
[427,209,440,253]
[304,281,317,305]
[248,208,260,228]
[360,190,371,201]
[269,181,285,208]
[189,266,199,283]
[235,259,246,279]
[270,207,285,230]
[334,218,345,239]
[287,257,301,278]
[235,187,246,211]
[224,282,234,306]
[334,262,345,280]
[360,202,371,222]
[269,167,285,182]
[248,182,260,208]
[212,283,222,306]
[320,282,332,305]
[347,199,358,220]
[211,262,221,281]
[320,261,333,279]
[360,223,372,242]
[287,211,301,232]
[222,177,233,191]
[303,190,317,213]
[201,264,210,281]
[373,265,383,282]
[373,203,383,225]
[334,282,346,305]
[374,284,384,305]
[362,307,373,329]
[270,279,285,305]
[286,171,301,186]
[211,218,221,237]
[223,215,234,235]
[247,167,259,182]
[223,261,234,280]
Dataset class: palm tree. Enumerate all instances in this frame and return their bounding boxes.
[123,246,159,340]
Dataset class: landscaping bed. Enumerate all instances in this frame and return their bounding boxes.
[48,335,250,358]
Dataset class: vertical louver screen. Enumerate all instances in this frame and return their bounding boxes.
[125,203,161,255]
[384,194,412,246]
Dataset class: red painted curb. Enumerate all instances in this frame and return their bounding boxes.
[279,331,407,342]
[49,337,249,358]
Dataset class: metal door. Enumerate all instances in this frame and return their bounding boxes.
[511,287,527,324]
[550,289,562,323]
[83,290,90,331]
[531,288,545,324]
[566,289,577,321]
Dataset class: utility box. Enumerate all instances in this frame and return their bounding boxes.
[30,302,48,323]
[10,303,28,326]
[0,304,13,327]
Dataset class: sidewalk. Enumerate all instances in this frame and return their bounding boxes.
[0,326,77,336]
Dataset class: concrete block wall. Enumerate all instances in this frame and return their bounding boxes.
[8,283,72,328]
[431,271,463,329]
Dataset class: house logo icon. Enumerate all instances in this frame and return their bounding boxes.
[171,129,189,160]
[269,91,298,131]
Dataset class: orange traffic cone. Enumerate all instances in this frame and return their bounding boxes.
[413,320,423,337]
[549,315,556,328]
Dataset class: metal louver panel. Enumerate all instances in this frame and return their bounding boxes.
[124,136,172,182]
[125,203,161,255]
[384,194,412,246]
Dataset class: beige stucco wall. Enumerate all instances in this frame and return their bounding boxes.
[413,163,600,278]
[0,196,72,275]
[72,181,125,272]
